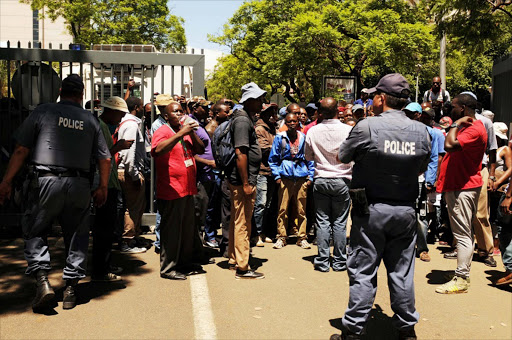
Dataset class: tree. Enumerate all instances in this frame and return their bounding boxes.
[208,0,437,103]
[426,0,512,58]
[21,0,186,51]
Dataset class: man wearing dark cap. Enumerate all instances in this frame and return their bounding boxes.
[335,73,431,340]
[0,74,111,311]
[226,82,265,279]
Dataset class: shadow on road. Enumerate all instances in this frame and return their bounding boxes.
[329,304,396,340]
[484,270,512,293]
[302,255,315,264]
[0,234,152,316]
[426,270,455,285]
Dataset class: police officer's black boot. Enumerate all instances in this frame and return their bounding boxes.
[32,270,55,311]
[62,279,78,310]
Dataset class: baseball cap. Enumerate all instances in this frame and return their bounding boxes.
[422,106,435,118]
[352,104,364,112]
[62,74,84,92]
[102,96,129,113]
[366,73,410,99]
[155,94,174,106]
[404,102,422,113]
[239,82,267,104]
[494,122,508,140]
[439,116,453,129]
[306,103,318,110]
[279,107,287,118]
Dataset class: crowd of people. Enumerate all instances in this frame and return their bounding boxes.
[0,72,511,340]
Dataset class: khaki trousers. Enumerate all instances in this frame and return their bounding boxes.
[472,167,494,255]
[276,178,308,241]
[228,183,256,271]
[118,171,146,240]
[446,188,480,278]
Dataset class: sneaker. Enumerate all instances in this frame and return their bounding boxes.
[495,271,512,286]
[264,236,273,243]
[120,243,147,254]
[298,239,311,249]
[92,272,122,282]
[481,255,497,267]
[256,236,265,247]
[205,239,219,248]
[273,238,286,249]
[235,269,265,279]
[435,276,470,294]
[419,251,431,262]
[443,249,457,259]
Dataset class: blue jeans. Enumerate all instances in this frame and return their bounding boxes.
[416,180,429,254]
[254,174,276,236]
[204,173,223,242]
[313,177,351,271]
[154,210,161,249]
[497,194,512,272]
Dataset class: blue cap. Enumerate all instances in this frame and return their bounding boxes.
[404,102,422,113]
[279,107,287,118]
[233,104,243,111]
[306,103,318,110]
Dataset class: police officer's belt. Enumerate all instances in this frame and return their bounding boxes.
[38,170,90,178]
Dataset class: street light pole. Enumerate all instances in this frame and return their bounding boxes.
[440,32,447,90]
[415,64,422,102]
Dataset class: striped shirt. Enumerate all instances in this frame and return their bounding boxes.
[305,119,353,179]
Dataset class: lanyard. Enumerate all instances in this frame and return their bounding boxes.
[167,123,191,159]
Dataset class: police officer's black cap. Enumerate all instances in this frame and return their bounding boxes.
[366,73,410,99]
[62,74,84,92]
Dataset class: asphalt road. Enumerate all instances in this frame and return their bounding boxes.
[0,233,511,340]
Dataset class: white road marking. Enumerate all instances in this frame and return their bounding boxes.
[189,275,217,339]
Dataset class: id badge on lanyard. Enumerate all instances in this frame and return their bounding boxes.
[168,124,194,167]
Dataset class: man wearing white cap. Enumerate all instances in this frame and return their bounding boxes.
[226,82,266,279]
[354,88,373,114]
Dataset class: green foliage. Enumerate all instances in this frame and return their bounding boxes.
[21,0,186,51]
[425,0,512,58]
[208,0,437,103]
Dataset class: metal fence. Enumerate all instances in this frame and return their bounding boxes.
[0,42,205,227]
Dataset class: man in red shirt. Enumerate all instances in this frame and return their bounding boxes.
[151,102,205,280]
[435,93,487,294]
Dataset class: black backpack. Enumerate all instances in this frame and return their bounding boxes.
[213,119,236,170]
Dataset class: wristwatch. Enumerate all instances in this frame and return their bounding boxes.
[489,176,496,181]
[450,123,461,129]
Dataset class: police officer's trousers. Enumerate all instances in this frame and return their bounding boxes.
[22,176,91,280]
[342,203,419,334]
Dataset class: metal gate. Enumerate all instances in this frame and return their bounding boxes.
[0,42,205,227]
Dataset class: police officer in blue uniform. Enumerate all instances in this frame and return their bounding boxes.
[0,74,111,311]
[333,74,431,340]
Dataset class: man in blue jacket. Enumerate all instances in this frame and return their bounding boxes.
[269,112,315,249]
